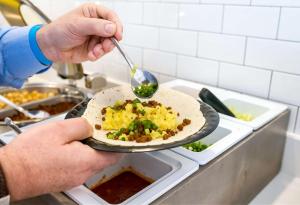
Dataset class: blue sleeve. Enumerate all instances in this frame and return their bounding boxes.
[0,26,52,88]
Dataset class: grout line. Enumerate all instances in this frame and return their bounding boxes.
[177,3,180,28]
[125,22,300,43]
[217,62,221,87]
[195,32,200,58]
[158,27,161,50]
[275,7,282,39]
[109,0,300,8]
[175,54,179,78]
[221,5,225,32]
[267,71,274,99]
[122,44,300,77]
[141,2,145,24]
[293,107,299,133]
[141,47,144,67]
[243,37,248,65]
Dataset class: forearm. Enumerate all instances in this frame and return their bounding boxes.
[0,26,52,88]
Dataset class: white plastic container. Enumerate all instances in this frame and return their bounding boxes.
[65,150,198,205]
[172,118,252,165]
[162,80,288,130]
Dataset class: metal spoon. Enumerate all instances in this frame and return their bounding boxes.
[110,38,159,99]
[0,95,50,119]
[4,117,22,134]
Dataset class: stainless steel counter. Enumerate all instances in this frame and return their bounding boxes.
[152,110,289,205]
[8,110,289,205]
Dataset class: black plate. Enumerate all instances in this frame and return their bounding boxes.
[65,99,219,152]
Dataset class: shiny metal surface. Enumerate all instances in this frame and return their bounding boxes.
[152,110,289,205]
[53,63,84,81]
[110,37,159,99]
[0,95,50,119]
[84,73,107,90]
[0,0,50,26]
[8,110,289,205]
[0,83,87,126]
[4,117,22,134]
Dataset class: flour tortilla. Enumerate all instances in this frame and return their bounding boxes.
[82,85,206,146]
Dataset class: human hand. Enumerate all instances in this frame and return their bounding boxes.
[0,118,122,201]
[36,3,123,63]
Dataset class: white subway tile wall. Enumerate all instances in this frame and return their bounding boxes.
[251,0,300,7]
[198,32,245,64]
[1,0,300,135]
[160,28,198,55]
[245,38,300,75]
[219,63,271,98]
[144,3,178,28]
[202,0,250,5]
[177,56,219,86]
[278,8,300,42]
[179,5,223,32]
[113,2,143,24]
[269,72,300,106]
[123,25,159,49]
[223,6,280,38]
[143,49,177,75]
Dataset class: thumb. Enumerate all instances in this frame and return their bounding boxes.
[59,118,93,143]
[45,118,93,143]
[77,17,117,37]
[22,118,93,144]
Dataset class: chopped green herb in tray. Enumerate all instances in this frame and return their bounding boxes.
[133,83,158,98]
[183,141,211,152]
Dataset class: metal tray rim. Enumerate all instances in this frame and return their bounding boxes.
[0,83,87,126]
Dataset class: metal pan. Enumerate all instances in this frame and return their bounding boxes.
[0,83,87,127]
[65,99,219,153]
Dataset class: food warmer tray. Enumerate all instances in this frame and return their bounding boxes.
[0,83,87,127]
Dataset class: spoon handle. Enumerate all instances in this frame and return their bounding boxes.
[4,117,22,134]
[110,37,135,70]
[0,95,33,118]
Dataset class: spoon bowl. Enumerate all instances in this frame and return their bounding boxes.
[25,110,50,119]
[110,38,159,99]
[131,69,159,99]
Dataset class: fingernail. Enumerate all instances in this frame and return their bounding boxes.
[105,23,116,34]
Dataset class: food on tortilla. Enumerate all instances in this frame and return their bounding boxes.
[100,98,191,143]
[83,85,206,146]
[133,83,158,98]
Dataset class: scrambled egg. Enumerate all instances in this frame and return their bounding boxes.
[102,102,178,131]
[102,104,137,130]
[228,106,254,121]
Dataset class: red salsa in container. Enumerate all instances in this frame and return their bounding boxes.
[91,169,154,204]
